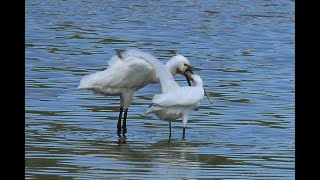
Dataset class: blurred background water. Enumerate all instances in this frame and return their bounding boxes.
[25,0,295,179]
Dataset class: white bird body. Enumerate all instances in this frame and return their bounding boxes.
[146,86,203,121]
[78,49,192,108]
[78,56,157,109]
[145,73,205,138]
[78,48,193,136]
[79,57,153,92]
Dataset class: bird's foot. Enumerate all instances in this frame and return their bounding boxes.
[117,137,127,144]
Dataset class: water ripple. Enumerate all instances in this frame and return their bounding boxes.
[26,0,294,179]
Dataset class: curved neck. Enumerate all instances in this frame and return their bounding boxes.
[193,80,203,87]
[192,76,203,87]
[165,59,178,76]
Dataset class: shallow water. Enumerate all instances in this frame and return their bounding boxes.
[26,0,295,179]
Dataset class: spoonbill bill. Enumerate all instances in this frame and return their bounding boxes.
[78,48,194,137]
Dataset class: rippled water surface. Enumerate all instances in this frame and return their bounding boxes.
[26,0,295,179]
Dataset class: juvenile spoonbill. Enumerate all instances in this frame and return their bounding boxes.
[145,71,212,139]
[78,48,194,137]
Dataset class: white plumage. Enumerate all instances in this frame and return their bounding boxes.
[145,73,205,139]
[78,48,193,137]
[78,55,155,97]
[152,87,204,107]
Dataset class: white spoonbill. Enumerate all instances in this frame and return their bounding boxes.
[78,48,194,137]
[145,71,212,139]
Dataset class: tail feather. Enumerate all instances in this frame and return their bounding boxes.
[78,72,101,89]
[78,75,92,89]
[145,109,151,114]
[145,104,155,114]
[107,54,123,67]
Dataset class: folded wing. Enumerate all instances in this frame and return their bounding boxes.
[78,58,154,95]
[152,86,204,107]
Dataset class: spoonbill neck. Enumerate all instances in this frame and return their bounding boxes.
[165,60,178,76]
[191,75,203,87]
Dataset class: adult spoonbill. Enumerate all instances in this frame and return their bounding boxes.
[78,48,194,137]
[145,69,212,139]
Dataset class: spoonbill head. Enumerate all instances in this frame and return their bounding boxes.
[165,54,193,86]
[165,54,193,75]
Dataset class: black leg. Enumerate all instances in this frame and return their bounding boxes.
[169,122,172,139]
[186,76,191,86]
[182,127,186,139]
[117,107,123,136]
[122,108,128,135]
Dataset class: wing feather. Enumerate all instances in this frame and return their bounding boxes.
[79,59,154,92]
[152,87,204,106]
[107,48,150,67]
